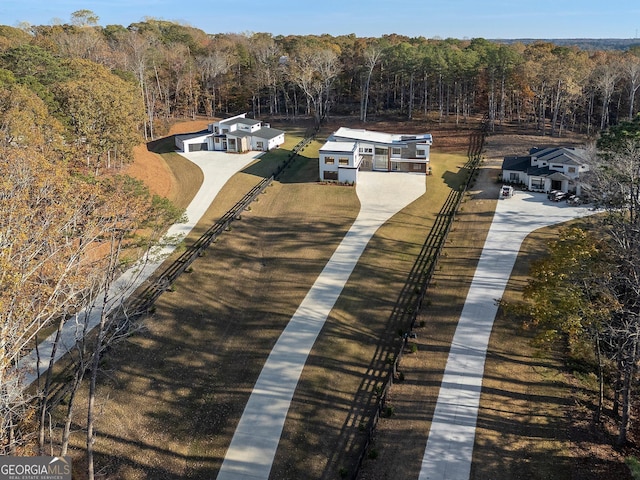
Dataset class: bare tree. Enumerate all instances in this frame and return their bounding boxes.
[583,127,640,445]
[592,55,621,131]
[622,52,640,121]
[361,45,383,122]
[288,47,340,126]
[197,50,231,117]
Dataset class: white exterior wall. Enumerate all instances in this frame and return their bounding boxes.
[319,152,341,179]
[267,134,285,150]
[417,143,431,160]
[503,169,527,184]
[177,133,211,151]
[339,168,358,184]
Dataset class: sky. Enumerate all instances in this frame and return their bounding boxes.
[1,0,639,40]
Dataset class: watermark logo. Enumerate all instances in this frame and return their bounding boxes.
[0,457,71,480]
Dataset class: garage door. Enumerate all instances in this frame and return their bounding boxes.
[188,143,208,152]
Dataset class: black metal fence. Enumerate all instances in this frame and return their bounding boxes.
[349,127,487,479]
[124,130,318,320]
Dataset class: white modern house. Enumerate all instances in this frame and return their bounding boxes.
[501,147,589,195]
[319,127,433,183]
[175,114,285,153]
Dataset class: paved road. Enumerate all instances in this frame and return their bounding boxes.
[418,191,592,480]
[18,151,261,386]
[216,172,426,480]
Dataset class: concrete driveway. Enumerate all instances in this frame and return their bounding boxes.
[18,150,261,386]
[217,172,426,480]
[418,190,593,480]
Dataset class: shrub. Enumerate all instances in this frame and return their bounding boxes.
[626,457,640,480]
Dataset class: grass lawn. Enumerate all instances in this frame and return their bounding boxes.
[61,121,470,478]
[59,122,625,480]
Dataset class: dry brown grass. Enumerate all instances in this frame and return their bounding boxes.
[61,119,631,480]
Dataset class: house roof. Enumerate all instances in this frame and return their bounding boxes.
[252,127,285,140]
[530,147,588,165]
[175,130,210,142]
[234,118,262,127]
[319,140,357,153]
[331,127,432,146]
[226,130,252,139]
[502,156,531,172]
[217,114,255,126]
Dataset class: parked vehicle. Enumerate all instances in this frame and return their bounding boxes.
[550,191,567,202]
[501,185,514,198]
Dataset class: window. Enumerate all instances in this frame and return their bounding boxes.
[568,167,576,173]
[392,147,402,156]
[531,178,544,189]
[413,164,422,170]
[360,147,373,154]
[417,149,425,157]
[375,147,387,156]
[324,156,335,165]
[256,141,264,150]
[509,172,519,181]
[339,157,349,165]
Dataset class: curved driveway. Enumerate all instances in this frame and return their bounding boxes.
[19,150,261,386]
[216,172,426,480]
[418,191,592,480]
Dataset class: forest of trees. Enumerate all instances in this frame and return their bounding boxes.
[2,9,640,475]
[2,14,640,137]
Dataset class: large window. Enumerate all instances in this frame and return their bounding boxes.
[531,178,544,189]
[392,147,402,156]
[339,157,349,165]
[324,156,335,165]
[375,147,387,156]
[509,172,520,182]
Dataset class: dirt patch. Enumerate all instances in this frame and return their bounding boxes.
[483,132,590,160]
[125,118,215,201]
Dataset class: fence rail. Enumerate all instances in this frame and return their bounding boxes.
[124,129,318,321]
[349,125,487,479]
[44,128,318,407]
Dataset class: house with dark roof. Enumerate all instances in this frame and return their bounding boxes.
[501,147,589,195]
[319,127,432,183]
[175,113,285,153]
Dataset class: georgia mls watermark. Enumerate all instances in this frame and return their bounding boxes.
[0,457,71,480]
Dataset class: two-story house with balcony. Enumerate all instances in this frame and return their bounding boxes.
[501,147,589,195]
[175,113,285,153]
[319,127,432,183]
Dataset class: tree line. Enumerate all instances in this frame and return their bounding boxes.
[3,9,640,473]
[3,14,640,136]
[0,13,183,475]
